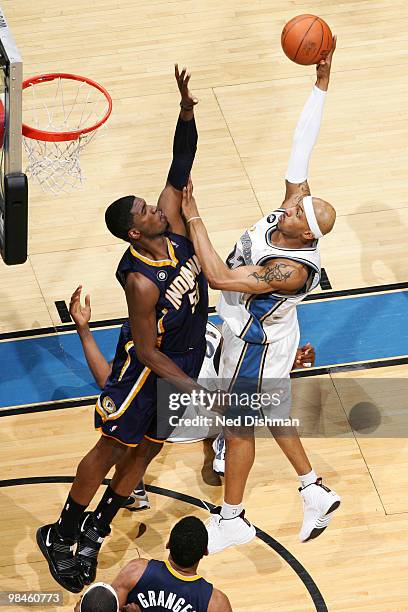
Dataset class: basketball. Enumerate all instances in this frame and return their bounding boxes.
[281,15,332,65]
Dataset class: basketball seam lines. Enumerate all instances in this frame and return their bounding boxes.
[293,17,318,62]
[315,20,325,60]
[282,15,312,44]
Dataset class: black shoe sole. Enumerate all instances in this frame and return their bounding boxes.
[77,513,97,585]
[122,495,150,511]
[124,504,151,512]
[304,500,341,543]
[36,527,83,594]
[77,559,96,586]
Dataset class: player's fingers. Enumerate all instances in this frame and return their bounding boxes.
[85,294,91,308]
[327,35,336,60]
[175,63,179,79]
[185,73,191,87]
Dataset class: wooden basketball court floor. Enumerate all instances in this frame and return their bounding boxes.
[1,1,408,609]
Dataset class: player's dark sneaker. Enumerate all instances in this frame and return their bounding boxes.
[36,523,83,593]
[76,512,110,585]
[122,480,150,511]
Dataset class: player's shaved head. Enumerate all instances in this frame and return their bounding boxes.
[313,197,336,236]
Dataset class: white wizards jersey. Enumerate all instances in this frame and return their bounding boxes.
[217,209,321,344]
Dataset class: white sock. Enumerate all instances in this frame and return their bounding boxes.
[299,469,317,489]
[221,501,243,519]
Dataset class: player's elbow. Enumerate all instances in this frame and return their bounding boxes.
[96,375,108,390]
[94,364,112,390]
[207,274,223,290]
[206,269,231,290]
[135,346,156,368]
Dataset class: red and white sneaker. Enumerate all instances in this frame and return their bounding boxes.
[206,506,256,554]
[299,478,341,542]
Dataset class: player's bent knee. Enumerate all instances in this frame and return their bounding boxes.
[91,435,126,466]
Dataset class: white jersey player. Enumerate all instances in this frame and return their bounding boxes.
[219,207,321,347]
[182,37,341,554]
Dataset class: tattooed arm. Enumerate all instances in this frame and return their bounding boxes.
[192,227,306,294]
[228,258,308,294]
[182,180,307,294]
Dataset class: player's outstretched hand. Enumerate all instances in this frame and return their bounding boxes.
[182,176,200,222]
[316,35,337,90]
[69,285,91,331]
[175,64,198,109]
[293,342,316,369]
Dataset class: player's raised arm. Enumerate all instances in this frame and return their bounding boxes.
[284,36,336,202]
[69,285,112,388]
[157,64,199,236]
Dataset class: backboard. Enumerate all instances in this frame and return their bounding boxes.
[0,6,28,265]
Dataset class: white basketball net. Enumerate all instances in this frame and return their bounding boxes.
[23,76,111,194]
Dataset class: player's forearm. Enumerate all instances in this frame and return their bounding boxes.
[77,326,112,388]
[167,114,198,191]
[188,218,231,289]
[315,76,329,92]
[285,85,327,184]
[136,346,201,394]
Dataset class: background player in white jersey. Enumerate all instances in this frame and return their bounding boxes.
[181,38,340,554]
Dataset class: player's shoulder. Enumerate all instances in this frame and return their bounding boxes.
[112,558,149,591]
[208,587,232,612]
[125,270,157,289]
[124,271,160,303]
[124,557,149,572]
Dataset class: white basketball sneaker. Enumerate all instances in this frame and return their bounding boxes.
[212,434,226,476]
[122,480,150,512]
[206,506,256,554]
[299,477,341,542]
